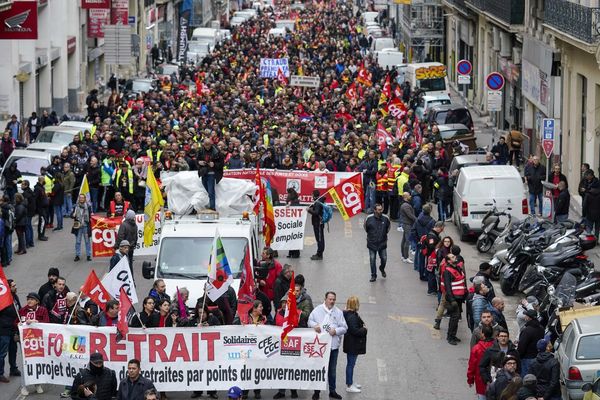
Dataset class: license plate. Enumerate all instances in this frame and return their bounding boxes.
[471,214,484,219]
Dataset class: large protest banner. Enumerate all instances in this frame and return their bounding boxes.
[224,169,361,205]
[90,213,161,257]
[259,58,290,78]
[271,206,307,251]
[20,324,331,391]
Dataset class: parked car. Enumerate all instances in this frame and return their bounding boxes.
[437,123,477,152]
[415,94,451,120]
[582,376,600,400]
[36,126,82,146]
[59,121,94,132]
[26,142,67,157]
[448,153,489,175]
[0,150,52,191]
[427,104,474,132]
[156,63,179,81]
[453,165,527,240]
[557,314,600,400]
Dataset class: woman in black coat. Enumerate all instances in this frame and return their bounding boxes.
[286,187,301,259]
[51,173,65,230]
[343,296,367,394]
[131,296,160,328]
[14,193,27,254]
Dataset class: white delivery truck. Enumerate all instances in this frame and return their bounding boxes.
[191,27,221,49]
[405,62,450,98]
[142,211,261,307]
[377,50,404,71]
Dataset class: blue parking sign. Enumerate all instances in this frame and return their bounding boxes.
[542,118,555,140]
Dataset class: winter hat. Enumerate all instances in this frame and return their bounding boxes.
[523,374,537,386]
[48,267,60,277]
[502,355,517,366]
[125,209,136,221]
[537,338,549,352]
[524,309,538,319]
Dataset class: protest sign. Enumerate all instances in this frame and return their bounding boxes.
[90,213,161,257]
[260,58,290,78]
[271,206,307,251]
[19,324,331,391]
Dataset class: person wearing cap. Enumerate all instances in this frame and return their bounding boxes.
[72,194,93,262]
[467,324,495,400]
[479,328,520,387]
[517,309,545,377]
[528,338,560,399]
[117,209,138,268]
[484,354,519,400]
[473,262,496,302]
[68,352,117,400]
[110,239,130,271]
[38,267,67,300]
[516,296,540,332]
[18,292,49,324]
[516,374,538,400]
[116,359,156,400]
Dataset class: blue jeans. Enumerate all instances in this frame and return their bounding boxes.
[54,205,63,229]
[0,334,10,376]
[25,216,33,246]
[90,187,99,213]
[328,349,339,393]
[63,196,73,216]
[555,214,568,223]
[3,232,12,264]
[201,174,216,210]
[365,185,376,212]
[368,248,387,278]
[529,192,543,215]
[75,227,91,257]
[521,357,534,377]
[346,353,358,386]
[437,200,447,221]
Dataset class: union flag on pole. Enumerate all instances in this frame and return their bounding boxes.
[206,231,234,302]
[0,267,14,312]
[327,174,364,221]
[81,270,110,311]
[117,286,135,339]
[277,67,288,85]
[281,272,299,342]
[376,121,393,152]
[346,82,358,101]
[237,246,256,303]
[356,66,372,86]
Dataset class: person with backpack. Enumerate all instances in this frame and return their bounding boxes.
[308,190,331,261]
[364,203,391,282]
[410,204,435,280]
[424,221,444,295]
[0,195,15,266]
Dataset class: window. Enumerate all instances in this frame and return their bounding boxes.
[6,157,49,176]
[576,334,600,360]
[417,78,446,92]
[562,324,575,355]
[157,237,249,279]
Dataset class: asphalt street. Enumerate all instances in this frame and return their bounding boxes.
[3,207,520,400]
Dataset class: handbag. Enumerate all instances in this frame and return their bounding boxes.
[71,219,81,235]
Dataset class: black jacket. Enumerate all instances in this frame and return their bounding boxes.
[22,187,36,217]
[555,189,570,216]
[33,182,49,212]
[51,181,64,205]
[273,271,291,308]
[528,352,560,399]
[479,340,520,384]
[485,368,517,400]
[116,375,156,400]
[196,145,224,183]
[0,304,17,336]
[131,310,160,328]
[343,310,367,355]
[525,163,546,195]
[583,178,600,220]
[14,203,27,227]
[363,213,391,251]
[71,366,117,400]
[517,319,545,359]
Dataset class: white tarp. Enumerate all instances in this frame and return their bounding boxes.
[162,172,256,215]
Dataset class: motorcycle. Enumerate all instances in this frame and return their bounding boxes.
[476,206,511,253]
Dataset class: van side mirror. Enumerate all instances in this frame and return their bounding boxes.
[142,261,154,279]
[581,383,592,392]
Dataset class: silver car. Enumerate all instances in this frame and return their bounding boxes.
[557,314,600,400]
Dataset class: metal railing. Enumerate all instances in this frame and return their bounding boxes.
[544,0,600,44]
[466,0,525,25]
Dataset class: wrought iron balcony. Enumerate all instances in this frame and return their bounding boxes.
[544,0,600,44]
[466,0,525,25]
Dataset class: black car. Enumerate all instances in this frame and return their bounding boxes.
[427,104,474,132]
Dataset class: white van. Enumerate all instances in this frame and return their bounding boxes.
[405,62,450,98]
[371,37,395,53]
[377,50,404,71]
[191,27,220,49]
[37,125,82,146]
[26,142,67,157]
[453,165,527,240]
[362,11,379,24]
[142,212,261,307]
[0,150,51,191]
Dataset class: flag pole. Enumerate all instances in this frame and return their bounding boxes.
[66,291,83,325]
[132,305,146,329]
[198,281,209,326]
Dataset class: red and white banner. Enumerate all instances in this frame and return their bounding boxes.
[110,0,128,25]
[20,323,332,391]
[90,213,161,258]
[327,174,364,220]
[0,2,38,40]
[224,169,361,205]
[87,8,109,38]
[81,0,110,8]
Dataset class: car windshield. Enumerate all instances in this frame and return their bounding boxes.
[417,78,446,92]
[8,157,49,175]
[435,109,472,126]
[37,130,76,145]
[576,334,600,360]
[157,237,248,279]
[158,65,178,75]
[439,128,470,140]
[188,43,210,52]
[132,81,152,93]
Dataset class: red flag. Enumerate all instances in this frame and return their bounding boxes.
[281,272,299,341]
[117,286,134,338]
[345,82,358,101]
[387,96,408,121]
[0,266,13,312]
[277,67,288,85]
[376,121,392,152]
[327,174,364,220]
[357,66,372,86]
[382,74,392,99]
[81,270,110,312]
[237,246,256,303]
[253,164,264,215]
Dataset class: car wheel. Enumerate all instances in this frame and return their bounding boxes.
[458,222,468,242]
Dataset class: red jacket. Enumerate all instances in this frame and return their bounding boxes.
[261,259,282,302]
[467,339,494,395]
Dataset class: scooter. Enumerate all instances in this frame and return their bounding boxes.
[476,206,511,253]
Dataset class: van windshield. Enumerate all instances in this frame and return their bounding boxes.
[157,237,248,279]
[37,130,76,145]
[417,78,446,92]
[6,157,49,176]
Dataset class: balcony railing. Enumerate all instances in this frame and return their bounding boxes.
[544,0,600,44]
[466,0,525,25]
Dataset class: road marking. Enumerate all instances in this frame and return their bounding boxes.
[388,315,442,340]
[376,358,388,382]
[368,296,377,304]
[344,220,352,238]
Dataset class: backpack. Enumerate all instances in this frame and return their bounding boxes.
[5,205,15,233]
[319,201,333,224]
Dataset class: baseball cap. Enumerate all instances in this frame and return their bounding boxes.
[90,353,104,363]
[524,309,538,319]
[227,386,242,398]
[26,292,41,302]
[537,338,549,352]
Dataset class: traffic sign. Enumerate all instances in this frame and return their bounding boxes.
[542,118,555,158]
[458,74,471,85]
[487,90,502,111]
[485,72,505,91]
[456,59,472,76]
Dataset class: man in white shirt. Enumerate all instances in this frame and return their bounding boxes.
[308,291,348,400]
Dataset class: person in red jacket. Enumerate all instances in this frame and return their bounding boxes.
[18,293,49,324]
[467,324,495,399]
[257,247,282,302]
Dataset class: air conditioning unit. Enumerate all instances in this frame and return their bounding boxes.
[500,31,511,57]
[492,27,500,51]
[512,47,522,64]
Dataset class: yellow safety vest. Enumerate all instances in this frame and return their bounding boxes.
[115,169,134,194]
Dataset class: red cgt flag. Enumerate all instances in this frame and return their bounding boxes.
[327,174,364,221]
[376,121,392,152]
[0,266,14,312]
[81,270,110,311]
[237,246,256,304]
[281,272,298,342]
[117,286,134,338]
